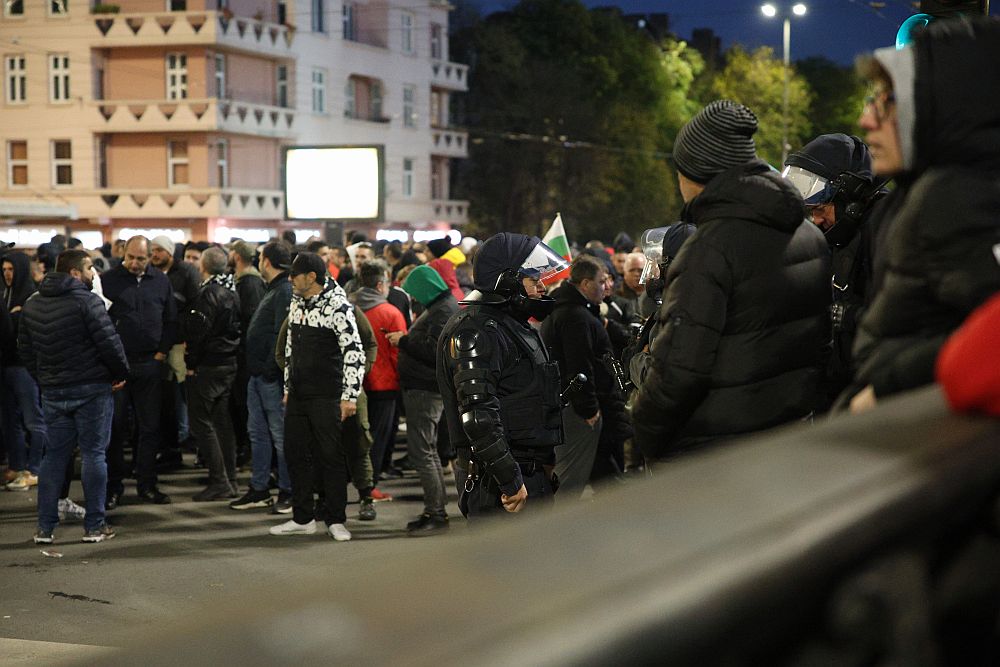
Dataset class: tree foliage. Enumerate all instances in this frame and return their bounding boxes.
[455,0,867,242]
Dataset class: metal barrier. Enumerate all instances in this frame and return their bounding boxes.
[101,385,1000,666]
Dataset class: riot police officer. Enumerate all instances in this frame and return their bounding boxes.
[783,133,888,412]
[436,232,569,518]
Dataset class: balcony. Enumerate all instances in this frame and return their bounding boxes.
[77,188,284,220]
[430,128,468,158]
[430,60,468,92]
[89,98,296,139]
[91,10,296,59]
[430,199,469,225]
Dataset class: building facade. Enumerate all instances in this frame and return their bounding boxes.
[0,0,468,246]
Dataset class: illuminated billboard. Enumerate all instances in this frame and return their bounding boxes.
[283,145,384,221]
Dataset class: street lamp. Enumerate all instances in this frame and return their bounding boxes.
[761,3,807,163]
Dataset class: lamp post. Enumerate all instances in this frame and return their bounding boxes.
[761,3,807,164]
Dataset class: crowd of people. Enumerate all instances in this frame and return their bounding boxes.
[3,17,1000,544]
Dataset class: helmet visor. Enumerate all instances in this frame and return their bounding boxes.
[518,241,570,282]
[782,165,832,205]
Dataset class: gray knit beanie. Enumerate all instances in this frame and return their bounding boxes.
[672,100,759,184]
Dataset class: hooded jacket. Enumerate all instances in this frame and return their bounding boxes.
[429,258,466,302]
[850,18,1000,400]
[351,286,405,393]
[17,273,129,388]
[398,267,459,392]
[1,250,35,367]
[631,159,830,460]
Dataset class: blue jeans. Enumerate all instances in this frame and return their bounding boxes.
[37,384,114,533]
[2,365,48,474]
[247,375,289,493]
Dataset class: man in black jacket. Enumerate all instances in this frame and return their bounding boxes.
[231,241,293,512]
[541,255,621,499]
[845,18,1000,413]
[18,249,129,543]
[102,236,177,506]
[269,253,365,542]
[631,100,830,461]
[387,265,459,535]
[184,247,241,501]
[228,240,266,468]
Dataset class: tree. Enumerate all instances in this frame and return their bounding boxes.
[709,45,812,167]
[455,0,687,242]
[796,56,866,140]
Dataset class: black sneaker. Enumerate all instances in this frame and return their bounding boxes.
[406,513,449,536]
[82,523,116,543]
[272,491,293,515]
[358,497,376,521]
[229,488,273,510]
[137,487,171,505]
[33,527,54,544]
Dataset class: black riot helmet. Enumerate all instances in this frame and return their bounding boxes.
[462,232,569,321]
[783,134,886,248]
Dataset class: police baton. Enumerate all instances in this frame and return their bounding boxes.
[560,373,588,407]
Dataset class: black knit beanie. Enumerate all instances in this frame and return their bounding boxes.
[672,100,759,184]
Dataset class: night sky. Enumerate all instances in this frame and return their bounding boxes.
[472,0,997,65]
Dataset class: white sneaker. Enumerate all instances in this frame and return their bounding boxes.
[268,519,316,536]
[327,523,351,542]
[58,498,87,521]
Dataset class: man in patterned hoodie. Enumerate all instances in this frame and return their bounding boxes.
[269,252,365,542]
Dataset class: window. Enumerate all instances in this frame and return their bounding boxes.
[49,53,70,102]
[97,136,108,187]
[276,64,288,108]
[49,0,67,16]
[4,0,24,17]
[167,140,188,187]
[311,68,325,113]
[166,52,187,100]
[6,140,27,188]
[370,80,382,119]
[216,139,228,188]
[400,12,413,54]
[51,140,72,187]
[402,84,416,128]
[341,2,355,40]
[277,0,286,24]
[343,78,355,118]
[402,158,413,198]
[431,158,444,199]
[169,0,186,10]
[214,53,226,98]
[430,90,444,128]
[430,23,443,59]
[5,55,26,104]
[311,0,324,33]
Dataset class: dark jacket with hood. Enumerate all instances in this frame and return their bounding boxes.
[2,251,36,367]
[849,19,1000,401]
[398,266,459,392]
[631,159,831,460]
[245,270,292,381]
[183,274,241,370]
[17,272,129,388]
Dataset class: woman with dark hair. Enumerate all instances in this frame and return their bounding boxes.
[1,251,49,490]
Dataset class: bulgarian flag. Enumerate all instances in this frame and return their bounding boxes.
[542,212,572,284]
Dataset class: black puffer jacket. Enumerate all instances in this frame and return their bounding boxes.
[398,291,459,392]
[850,19,1000,400]
[631,159,830,460]
[182,276,240,370]
[17,273,129,388]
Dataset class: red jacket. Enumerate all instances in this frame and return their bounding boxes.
[361,301,406,392]
[936,291,1000,415]
[430,258,466,303]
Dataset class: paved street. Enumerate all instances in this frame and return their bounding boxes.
[0,451,467,664]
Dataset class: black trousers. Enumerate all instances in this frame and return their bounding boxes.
[285,395,348,526]
[186,362,238,488]
[108,358,163,494]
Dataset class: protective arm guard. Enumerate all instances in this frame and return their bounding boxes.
[452,327,524,496]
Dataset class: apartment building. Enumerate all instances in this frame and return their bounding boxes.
[0,0,468,246]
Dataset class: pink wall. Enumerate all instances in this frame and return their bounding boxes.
[228,135,279,189]
[107,134,210,188]
[226,53,275,105]
[106,47,208,100]
[357,5,389,49]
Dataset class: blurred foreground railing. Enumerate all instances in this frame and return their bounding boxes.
[101,385,1000,666]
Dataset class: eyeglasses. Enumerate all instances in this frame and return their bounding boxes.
[862,90,896,123]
